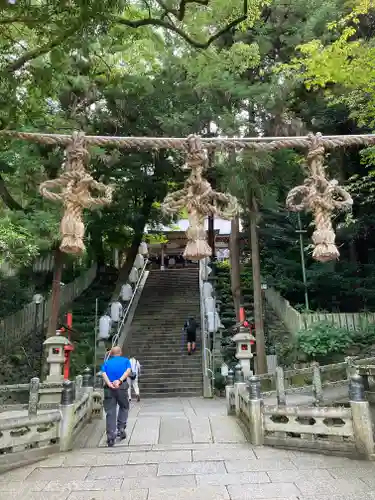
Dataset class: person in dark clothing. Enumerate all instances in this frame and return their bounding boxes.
[101,346,131,447]
[184,316,197,355]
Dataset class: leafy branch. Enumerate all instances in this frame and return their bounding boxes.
[1,0,249,74]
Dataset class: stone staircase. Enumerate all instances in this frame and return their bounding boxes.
[264,300,290,347]
[123,268,203,398]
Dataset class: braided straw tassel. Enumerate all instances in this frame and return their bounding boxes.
[162,135,238,260]
[286,133,353,262]
[39,132,113,255]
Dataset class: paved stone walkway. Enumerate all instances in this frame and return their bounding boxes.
[2,397,375,500]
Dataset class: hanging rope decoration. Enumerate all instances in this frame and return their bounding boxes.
[39,132,113,255]
[162,135,238,260]
[286,133,353,263]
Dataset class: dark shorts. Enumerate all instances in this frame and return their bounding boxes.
[187,330,196,343]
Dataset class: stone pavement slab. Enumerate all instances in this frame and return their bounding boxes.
[2,397,375,500]
[227,482,301,498]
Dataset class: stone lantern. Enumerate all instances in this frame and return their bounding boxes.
[129,267,139,283]
[138,242,148,255]
[232,323,254,379]
[39,335,72,405]
[134,253,145,269]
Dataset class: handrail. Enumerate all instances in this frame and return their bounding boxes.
[199,259,214,397]
[104,258,149,362]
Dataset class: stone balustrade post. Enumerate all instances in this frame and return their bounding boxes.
[235,363,244,383]
[75,375,83,400]
[82,367,92,390]
[246,375,264,446]
[350,374,375,458]
[312,362,323,406]
[227,369,234,387]
[234,380,247,417]
[82,367,94,420]
[275,366,286,406]
[226,369,235,415]
[345,356,357,379]
[28,377,40,418]
[59,380,76,452]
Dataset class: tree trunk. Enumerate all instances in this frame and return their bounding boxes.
[111,231,144,299]
[229,215,241,321]
[249,197,267,374]
[47,248,64,338]
[88,221,105,267]
[208,215,215,258]
[207,148,216,259]
[111,195,155,299]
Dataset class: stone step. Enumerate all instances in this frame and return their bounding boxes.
[137,367,202,375]
[127,357,202,363]
[138,391,202,398]
[139,374,202,380]
[129,358,202,364]
[126,341,198,347]
[138,386,202,394]
[139,379,202,388]
[134,307,200,310]
[137,364,202,370]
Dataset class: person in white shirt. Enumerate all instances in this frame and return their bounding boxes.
[128,356,141,402]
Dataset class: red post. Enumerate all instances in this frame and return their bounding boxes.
[64,312,74,379]
[239,306,245,323]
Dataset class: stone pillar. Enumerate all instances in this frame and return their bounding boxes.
[59,380,76,452]
[312,362,323,406]
[234,362,246,416]
[226,369,235,415]
[39,335,71,405]
[75,375,83,401]
[82,367,94,420]
[275,366,286,406]
[345,356,357,379]
[234,363,244,383]
[232,324,253,379]
[82,367,92,390]
[235,381,246,417]
[350,374,375,458]
[246,375,264,446]
[28,377,40,418]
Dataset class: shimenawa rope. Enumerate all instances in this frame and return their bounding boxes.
[162,135,238,260]
[39,132,113,255]
[1,128,363,262]
[286,133,353,262]
[2,129,375,151]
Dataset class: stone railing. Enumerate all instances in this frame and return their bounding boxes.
[227,373,375,459]
[0,263,97,349]
[0,368,103,473]
[236,355,375,406]
[264,286,375,334]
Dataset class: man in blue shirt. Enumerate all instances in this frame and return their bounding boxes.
[101,346,131,447]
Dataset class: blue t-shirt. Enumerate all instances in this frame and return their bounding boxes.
[101,356,131,382]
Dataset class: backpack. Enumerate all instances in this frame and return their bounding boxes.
[186,318,197,334]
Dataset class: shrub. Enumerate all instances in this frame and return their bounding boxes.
[296,322,353,363]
